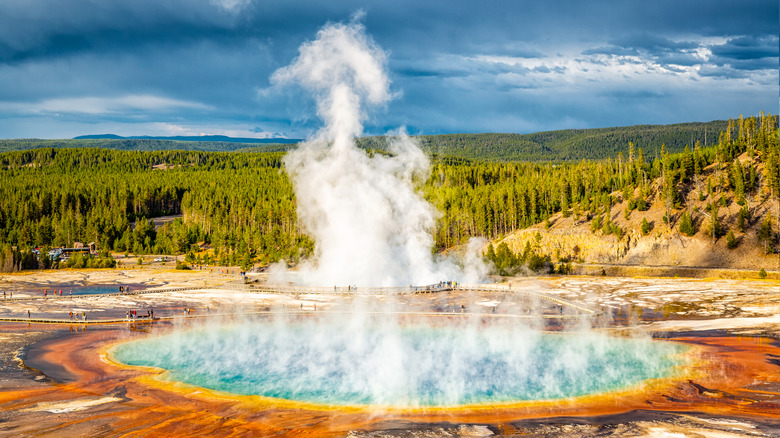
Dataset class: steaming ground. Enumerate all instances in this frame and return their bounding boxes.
[112,318,683,407]
[2,269,780,436]
[268,20,488,287]
[1,269,778,335]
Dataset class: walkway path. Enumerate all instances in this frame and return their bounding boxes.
[0,282,601,325]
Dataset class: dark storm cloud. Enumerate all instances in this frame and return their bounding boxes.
[0,1,235,64]
[709,35,779,70]
[0,0,776,138]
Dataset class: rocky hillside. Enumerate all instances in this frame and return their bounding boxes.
[491,152,780,275]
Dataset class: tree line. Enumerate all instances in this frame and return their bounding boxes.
[0,113,776,272]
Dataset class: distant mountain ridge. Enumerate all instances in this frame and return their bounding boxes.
[74,134,301,144]
[0,119,739,161]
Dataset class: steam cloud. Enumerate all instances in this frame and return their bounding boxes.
[272,21,485,286]
[113,316,684,408]
[110,21,685,413]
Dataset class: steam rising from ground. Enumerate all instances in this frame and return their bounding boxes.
[272,21,485,286]
[113,315,684,407]
[109,19,686,414]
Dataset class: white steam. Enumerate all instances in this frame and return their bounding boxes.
[272,21,485,286]
[113,314,684,408]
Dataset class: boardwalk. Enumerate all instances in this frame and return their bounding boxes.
[245,282,599,315]
[0,282,601,324]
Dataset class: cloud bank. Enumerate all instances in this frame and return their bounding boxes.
[0,0,776,138]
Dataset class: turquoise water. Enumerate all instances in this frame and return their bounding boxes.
[31,284,139,296]
[112,319,684,407]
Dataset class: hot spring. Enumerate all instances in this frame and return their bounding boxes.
[111,315,685,408]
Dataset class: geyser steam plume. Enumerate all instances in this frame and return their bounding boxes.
[273,21,484,286]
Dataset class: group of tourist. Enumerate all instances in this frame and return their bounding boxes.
[126,309,154,320]
[43,289,72,298]
[68,311,87,321]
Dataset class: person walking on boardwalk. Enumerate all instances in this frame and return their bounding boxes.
[28,310,30,318]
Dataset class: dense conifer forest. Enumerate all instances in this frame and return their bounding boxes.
[359,120,729,162]
[0,114,777,272]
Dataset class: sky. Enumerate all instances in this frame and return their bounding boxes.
[0,0,777,140]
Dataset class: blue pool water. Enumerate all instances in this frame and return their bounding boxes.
[112,319,684,407]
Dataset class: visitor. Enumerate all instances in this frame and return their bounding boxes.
[28,310,30,318]
[82,312,86,321]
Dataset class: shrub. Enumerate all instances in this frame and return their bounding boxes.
[640,218,651,235]
[602,218,613,235]
[527,253,547,272]
[759,268,767,279]
[590,214,603,233]
[726,230,738,249]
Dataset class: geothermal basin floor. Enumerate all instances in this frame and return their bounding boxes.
[0,270,779,437]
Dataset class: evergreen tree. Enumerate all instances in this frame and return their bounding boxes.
[758,215,774,254]
[708,203,721,242]
[725,230,737,249]
[681,145,694,179]
[641,217,651,235]
[732,159,745,204]
[678,211,695,236]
